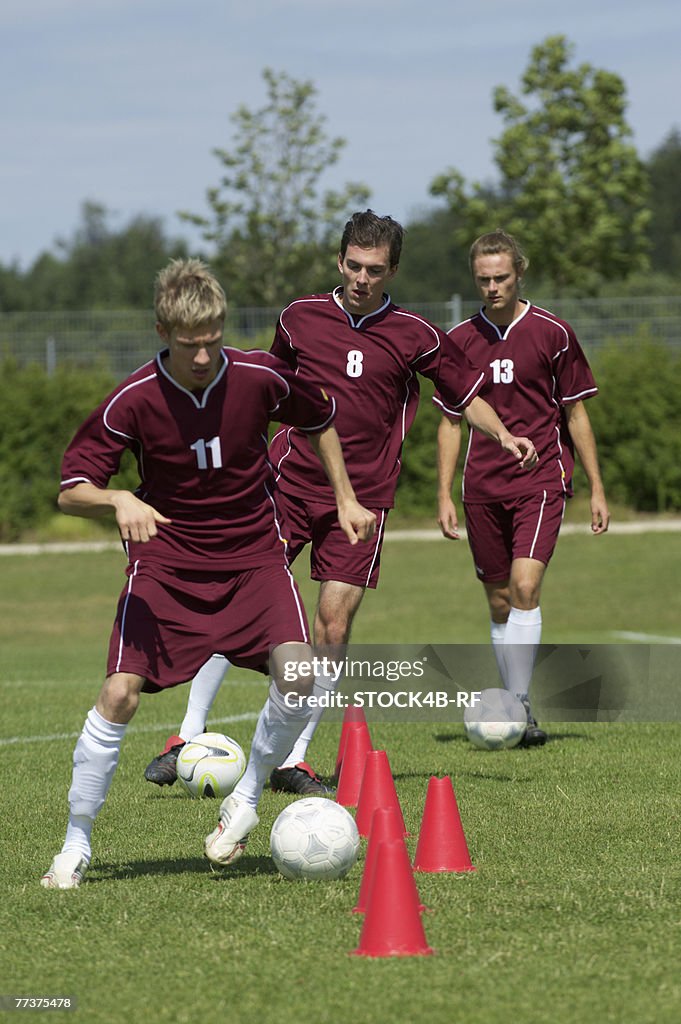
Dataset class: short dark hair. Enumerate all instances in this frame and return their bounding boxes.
[340,210,404,268]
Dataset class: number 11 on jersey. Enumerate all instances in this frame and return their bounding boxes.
[190,436,223,469]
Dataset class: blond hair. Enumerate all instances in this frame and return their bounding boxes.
[469,230,529,278]
[154,258,227,330]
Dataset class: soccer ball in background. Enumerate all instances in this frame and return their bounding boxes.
[176,732,246,798]
[270,798,360,881]
[463,688,528,750]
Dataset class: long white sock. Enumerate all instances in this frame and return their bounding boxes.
[233,682,313,809]
[278,671,337,769]
[490,620,509,688]
[179,654,230,740]
[503,606,542,702]
[64,707,127,860]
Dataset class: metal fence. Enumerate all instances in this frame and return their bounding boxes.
[2,296,680,379]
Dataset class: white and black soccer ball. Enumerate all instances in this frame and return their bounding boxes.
[463,688,528,750]
[270,798,360,881]
[176,732,246,798]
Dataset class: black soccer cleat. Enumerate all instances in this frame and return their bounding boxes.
[269,762,333,796]
[144,735,185,786]
[518,700,547,747]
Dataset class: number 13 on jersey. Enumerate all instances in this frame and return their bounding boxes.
[490,358,514,384]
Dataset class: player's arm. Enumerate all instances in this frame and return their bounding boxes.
[436,415,462,540]
[564,400,610,534]
[58,482,171,544]
[308,428,376,545]
[463,396,538,470]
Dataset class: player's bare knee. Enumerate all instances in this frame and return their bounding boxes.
[510,579,541,609]
[485,583,511,621]
[98,673,141,723]
[270,642,315,698]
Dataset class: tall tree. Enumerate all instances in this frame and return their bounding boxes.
[645,127,681,276]
[180,68,370,307]
[0,202,188,311]
[430,36,650,293]
[396,206,495,304]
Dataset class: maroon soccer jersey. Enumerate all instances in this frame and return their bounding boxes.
[60,348,336,569]
[268,288,484,506]
[434,302,598,502]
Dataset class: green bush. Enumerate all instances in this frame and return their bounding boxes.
[586,334,681,512]
[0,359,137,541]
[2,336,680,541]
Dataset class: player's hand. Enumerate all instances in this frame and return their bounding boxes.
[437,497,460,540]
[338,500,377,546]
[111,491,172,543]
[501,435,538,470]
[590,491,610,535]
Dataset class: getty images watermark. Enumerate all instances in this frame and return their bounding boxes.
[281,654,482,712]
[274,642,668,723]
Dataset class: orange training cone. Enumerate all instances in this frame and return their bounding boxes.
[354,749,407,838]
[351,839,434,958]
[335,723,373,807]
[413,775,475,873]
[353,806,411,914]
[334,704,369,780]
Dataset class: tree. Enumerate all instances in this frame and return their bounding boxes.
[645,127,681,276]
[180,68,370,307]
[430,36,650,294]
[392,207,476,304]
[0,202,188,311]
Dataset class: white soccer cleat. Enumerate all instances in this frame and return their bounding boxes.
[204,794,259,867]
[40,851,89,890]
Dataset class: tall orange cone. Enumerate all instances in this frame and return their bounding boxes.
[351,839,434,958]
[334,704,369,781]
[413,775,475,873]
[335,724,373,807]
[353,806,411,914]
[355,749,407,837]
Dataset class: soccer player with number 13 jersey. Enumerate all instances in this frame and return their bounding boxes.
[436,230,610,744]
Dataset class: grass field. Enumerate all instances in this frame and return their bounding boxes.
[2,532,681,1024]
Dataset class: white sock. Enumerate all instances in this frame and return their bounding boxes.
[64,707,127,860]
[278,671,337,769]
[503,606,542,702]
[179,654,230,740]
[233,682,313,809]
[490,620,509,688]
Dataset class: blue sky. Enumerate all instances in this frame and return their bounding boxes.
[2,0,680,269]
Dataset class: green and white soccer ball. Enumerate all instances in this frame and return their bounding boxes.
[176,732,246,798]
[463,688,528,750]
[270,798,360,880]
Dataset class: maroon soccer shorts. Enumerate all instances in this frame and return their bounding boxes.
[278,490,387,589]
[463,490,566,582]
[106,560,310,691]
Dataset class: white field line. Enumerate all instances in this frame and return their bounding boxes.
[0,711,259,748]
[610,631,681,645]
[386,520,681,541]
[2,519,681,555]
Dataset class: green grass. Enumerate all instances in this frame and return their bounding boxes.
[1,533,681,1024]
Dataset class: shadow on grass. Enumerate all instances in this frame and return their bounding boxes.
[432,729,594,745]
[91,854,278,882]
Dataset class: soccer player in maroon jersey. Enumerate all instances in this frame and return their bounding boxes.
[436,230,609,745]
[40,258,377,888]
[144,213,537,797]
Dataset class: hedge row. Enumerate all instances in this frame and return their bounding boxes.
[1,335,679,541]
